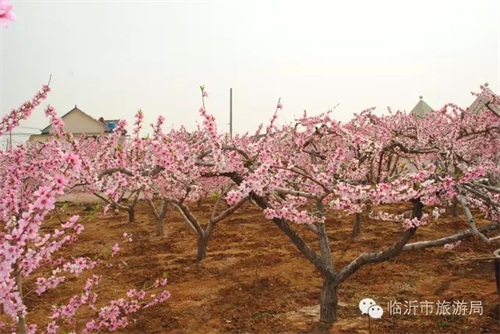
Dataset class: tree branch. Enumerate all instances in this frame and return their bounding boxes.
[403,221,500,251]
[168,201,200,235]
[211,195,248,224]
[457,190,490,243]
[273,187,320,200]
[98,165,165,179]
[249,193,327,275]
[334,227,416,285]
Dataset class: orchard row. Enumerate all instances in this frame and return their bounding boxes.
[1,84,499,332]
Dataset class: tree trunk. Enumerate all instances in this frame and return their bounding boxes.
[196,235,208,262]
[155,217,164,237]
[197,198,203,208]
[14,262,26,334]
[127,207,135,223]
[315,200,337,328]
[411,197,424,219]
[352,212,362,239]
[319,275,338,326]
[149,199,168,237]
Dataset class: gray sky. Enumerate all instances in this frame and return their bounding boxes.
[1,0,499,144]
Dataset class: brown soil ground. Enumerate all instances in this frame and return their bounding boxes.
[13,198,500,333]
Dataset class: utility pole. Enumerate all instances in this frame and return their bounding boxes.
[229,88,233,138]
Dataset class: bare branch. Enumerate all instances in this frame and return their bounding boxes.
[201,172,244,184]
[462,184,500,209]
[99,167,133,179]
[92,192,122,209]
[316,199,334,272]
[403,221,500,251]
[305,222,319,233]
[211,195,248,224]
[98,165,164,179]
[168,201,201,236]
[384,141,436,155]
[221,144,251,161]
[489,235,500,241]
[273,187,320,200]
[247,192,328,276]
[146,198,161,220]
[210,185,233,219]
[270,165,331,193]
[468,182,500,194]
[456,126,499,140]
[457,191,490,243]
[334,227,416,285]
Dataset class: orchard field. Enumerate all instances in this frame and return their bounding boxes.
[25,197,500,333]
[1,84,500,333]
[3,1,500,332]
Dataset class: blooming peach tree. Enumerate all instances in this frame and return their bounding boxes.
[145,89,249,260]
[71,116,146,224]
[95,89,249,261]
[0,86,171,333]
[191,90,500,326]
[0,85,85,333]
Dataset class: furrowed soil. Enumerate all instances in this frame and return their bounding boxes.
[18,198,500,333]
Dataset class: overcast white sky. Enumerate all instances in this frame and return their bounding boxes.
[1,0,499,143]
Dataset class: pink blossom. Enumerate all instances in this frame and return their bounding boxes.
[2,241,20,261]
[34,194,56,211]
[0,0,15,28]
[444,240,461,250]
[111,243,120,257]
[264,208,276,219]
